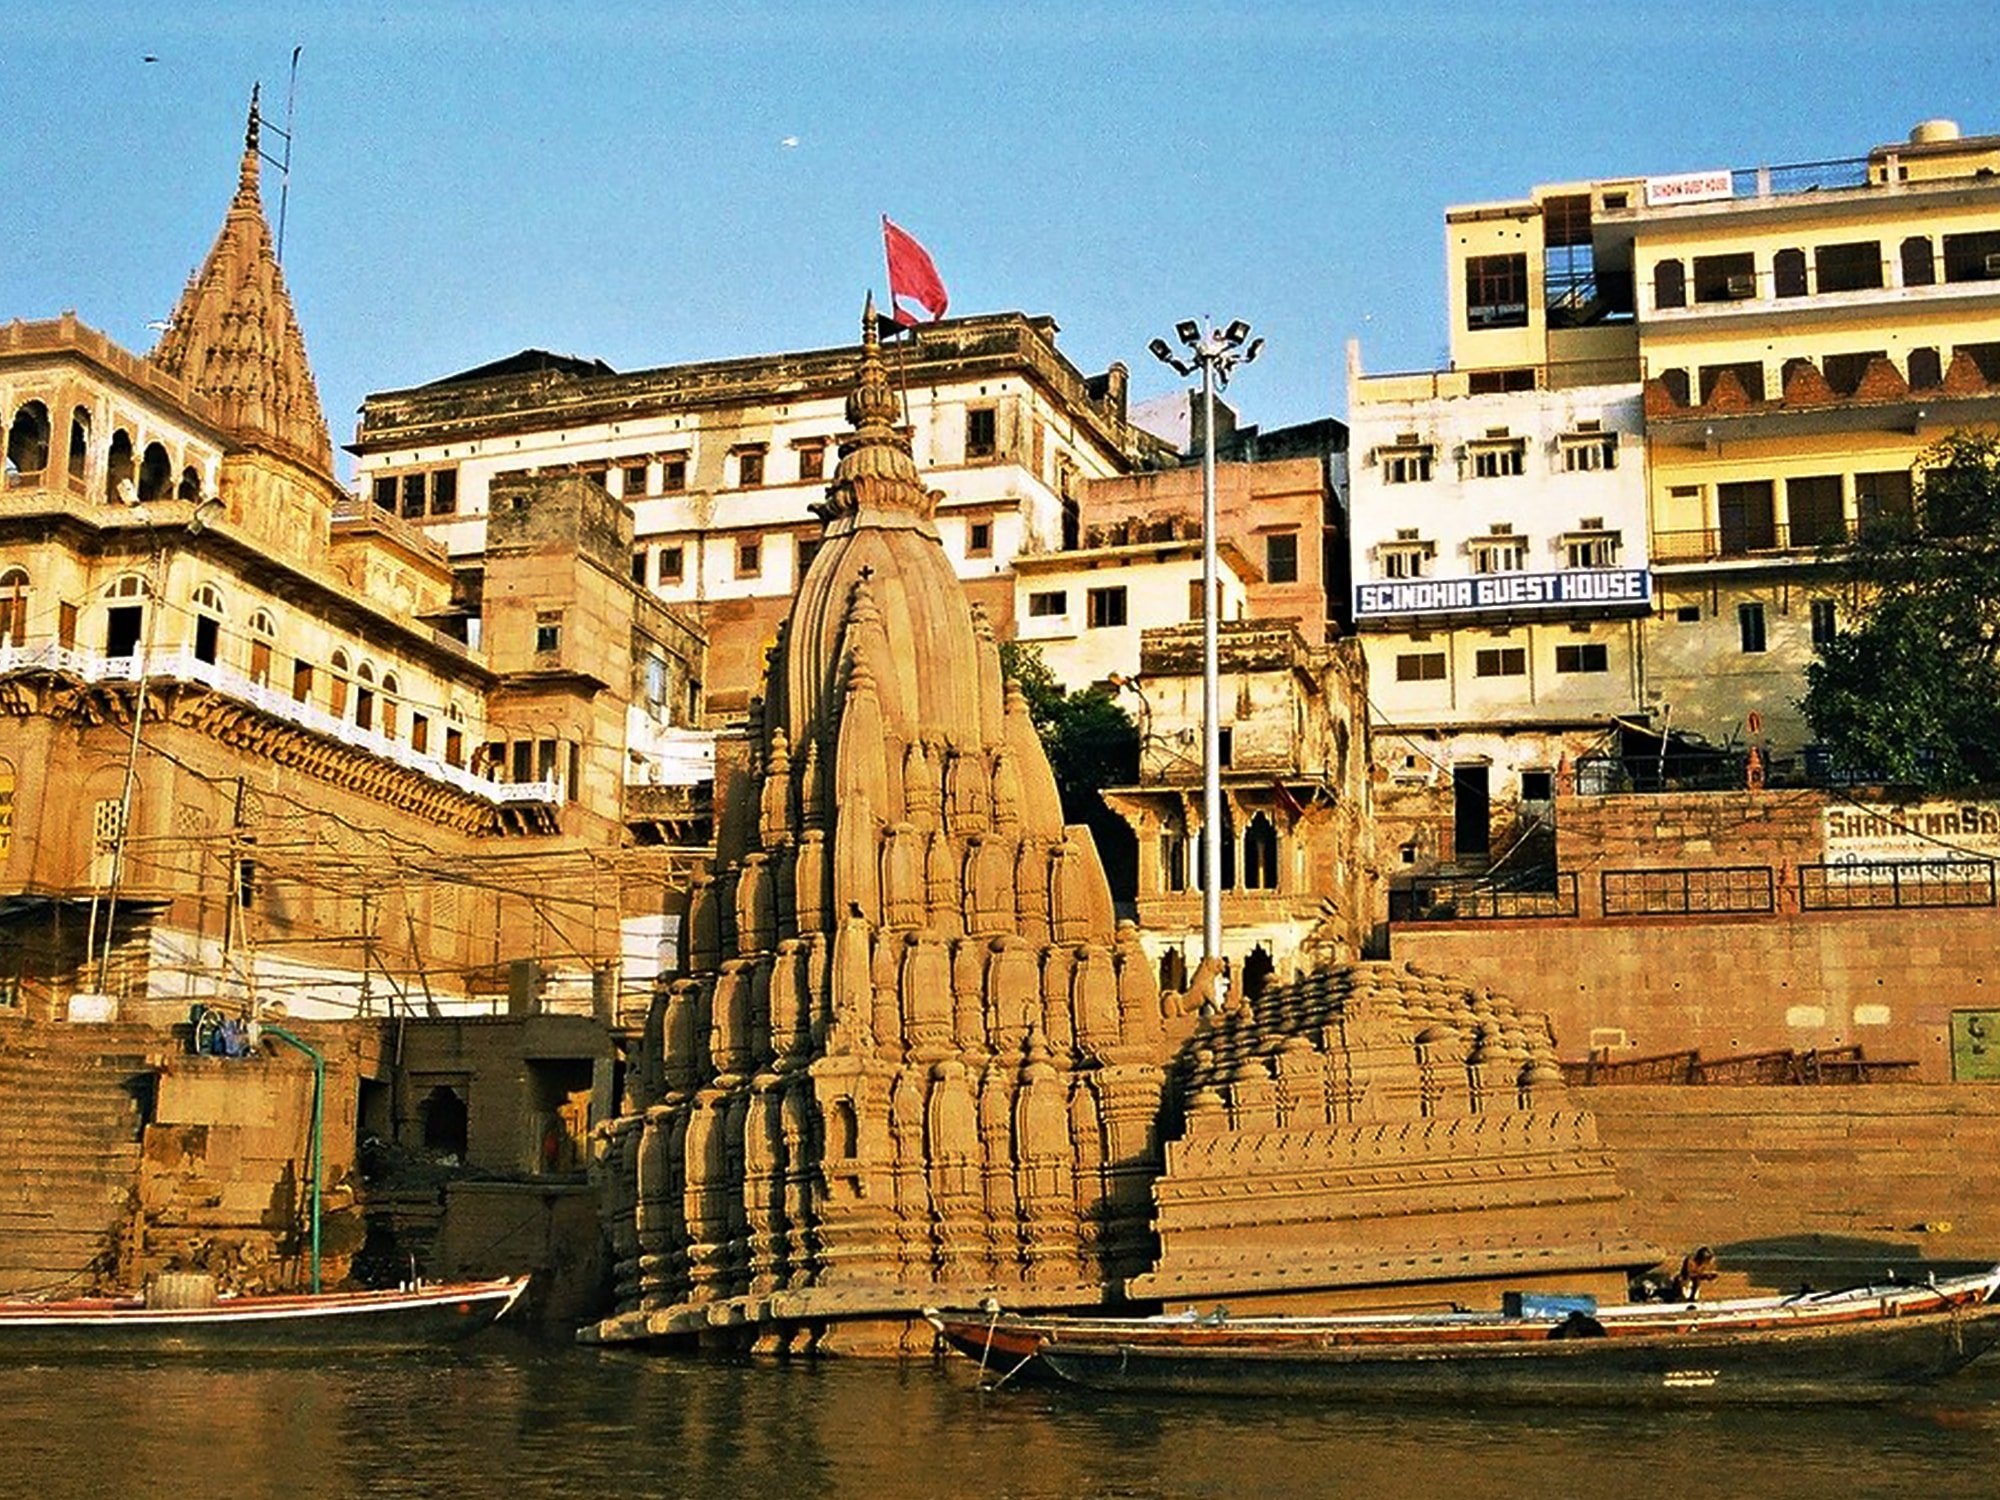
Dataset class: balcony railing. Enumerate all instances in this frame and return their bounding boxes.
[1651,518,1856,563]
[1390,873,1579,922]
[1798,859,1997,911]
[0,642,556,807]
[1602,866,1775,917]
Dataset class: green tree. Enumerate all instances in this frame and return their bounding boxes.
[997,641,1139,897]
[1801,432,2000,786]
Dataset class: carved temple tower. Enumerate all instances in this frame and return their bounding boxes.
[595,303,1172,1348]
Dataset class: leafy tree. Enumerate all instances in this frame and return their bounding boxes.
[997,640,1139,897]
[1802,433,2000,786]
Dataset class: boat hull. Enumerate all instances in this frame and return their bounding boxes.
[1035,1305,2000,1405]
[0,1277,531,1356]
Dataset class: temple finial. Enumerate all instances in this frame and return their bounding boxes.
[240,84,263,196]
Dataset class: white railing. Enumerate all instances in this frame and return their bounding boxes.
[0,642,559,807]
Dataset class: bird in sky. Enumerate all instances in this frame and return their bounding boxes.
[780,135,800,149]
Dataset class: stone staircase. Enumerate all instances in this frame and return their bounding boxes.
[0,1020,166,1296]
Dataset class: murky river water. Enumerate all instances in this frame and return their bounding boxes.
[3,1332,1998,1499]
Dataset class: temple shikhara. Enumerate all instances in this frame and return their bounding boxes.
[588,307,1646,1352]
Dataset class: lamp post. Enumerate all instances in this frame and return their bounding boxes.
[1147,320,1261,1005]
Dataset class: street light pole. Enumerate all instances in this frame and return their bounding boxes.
[1147,320,1262,1007]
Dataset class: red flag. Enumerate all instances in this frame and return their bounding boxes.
[882,215,949,326]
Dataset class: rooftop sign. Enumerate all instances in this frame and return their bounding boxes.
[1644,170,1734,207]
[1355,568,1650,620]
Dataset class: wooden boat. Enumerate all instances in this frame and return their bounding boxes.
[926,1266,2000,1403]
[0,1275,532,1355]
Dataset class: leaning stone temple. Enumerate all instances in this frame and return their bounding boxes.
[588,305,1646,1353]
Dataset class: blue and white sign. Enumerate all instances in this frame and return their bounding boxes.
[1355,568,1651,620]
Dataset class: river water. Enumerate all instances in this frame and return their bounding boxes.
[3,1333,1998,1499]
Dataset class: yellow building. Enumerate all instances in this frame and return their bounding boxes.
[1435,117,2000,765]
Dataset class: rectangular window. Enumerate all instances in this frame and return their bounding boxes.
[1855,470,1913,527]
[966,407,998,459]
[736,538,762,576]
[1810,598,1838,647]
[658,545,685,584]
[411,713,429,754]
[1676,604,1702,623]
[1468,368,1536,395]
[644,655,667,706]
[1382,546,1430,579]
[1188,580,1205,620]
[194,615,219,665]
[661,455,688,491]
[1555,643,1609,673]
[1521,769,1555,802]
[536,611,562,653]
[1379,444,1434,484]
[401,472,427,519]
[1474,647,1527,678]
[1718,480,1777,554]
[445,727,464,768]
[373,476,396,512]
[249,637,272,685]
[1027,590,1067,618]
[967,520,993,556]
[736,448,765,487]
[430,469,457,515]
[58,601,77,649]
[796,442,826,482]
[1471,535,1527,573]
[1956,342,2000,383]
[624,463,650,497]
[1941,230,2000,283]
[1814,241,1883,293]
[512,741,534,783]
[1564,531,1618,569]
[1464,253,1529,329]
[1560,432,1618,471]
[1693,252,1757,302]
[292,660,314,702]
[797,535,822,575]
[1469,441,1525,479]
[1786,475,1846,547]
[1085,587,1128,629]
[1738,601,1768,653]
[1265,532,1299,583]
[632,550,649,584]
[1396,652,1447,682]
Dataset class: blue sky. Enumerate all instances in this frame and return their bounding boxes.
[8,3,1999,477]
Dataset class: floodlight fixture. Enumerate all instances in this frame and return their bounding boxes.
[1175,319,1201,348]
[1222,319,1251,348]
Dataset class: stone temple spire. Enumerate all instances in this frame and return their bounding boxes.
[149,86,334,476]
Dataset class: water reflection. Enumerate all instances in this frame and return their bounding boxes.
[1,1338,1997,1500]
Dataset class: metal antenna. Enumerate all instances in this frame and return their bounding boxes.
[265,45,302,263]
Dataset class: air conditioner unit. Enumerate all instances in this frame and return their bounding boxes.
[1724,274,1756,299]
[1985,252,2000,277]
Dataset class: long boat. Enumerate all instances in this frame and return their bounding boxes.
[0,1275,532,1355]
[926,1267,2000,1404]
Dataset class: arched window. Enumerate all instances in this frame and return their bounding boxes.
[67,409,90,486]
[177,466,202,502]
[329,649,351,717]
[101,572,150,656]
[1773,247,1808,298]
[106,430,136,502]
[1241,945,1275,1003]
[354,662,376,731]
[247,609,275,687]
[191,583,226,666]
[830,1098,859,1159]
[1243,812,1279,891]
[1909,347,1943,389]
[1658,368,1692,407]
[1901,235,1936,288]
[5,402,51,480]
[0,569,27,644]
[137,442,172,503]
[380,672,400,739]
[1653,258,1686,310]
[1158,947,1188,994]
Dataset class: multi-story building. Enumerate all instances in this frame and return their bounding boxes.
[1356,116,2000,863]
[1346,371,1651,866]
[0,103,703,1022]
[350,318,1149,715]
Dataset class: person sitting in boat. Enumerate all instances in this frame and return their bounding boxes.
[1674,1246,1719,1301]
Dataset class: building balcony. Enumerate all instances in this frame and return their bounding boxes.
[0,642,557,807]
[1650,521,1853,566]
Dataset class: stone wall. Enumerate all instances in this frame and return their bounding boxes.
[1584,1084,2000,1285]
[1393,908,1997,1076]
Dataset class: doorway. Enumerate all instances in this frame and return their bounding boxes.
[1453,764,1491,860]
